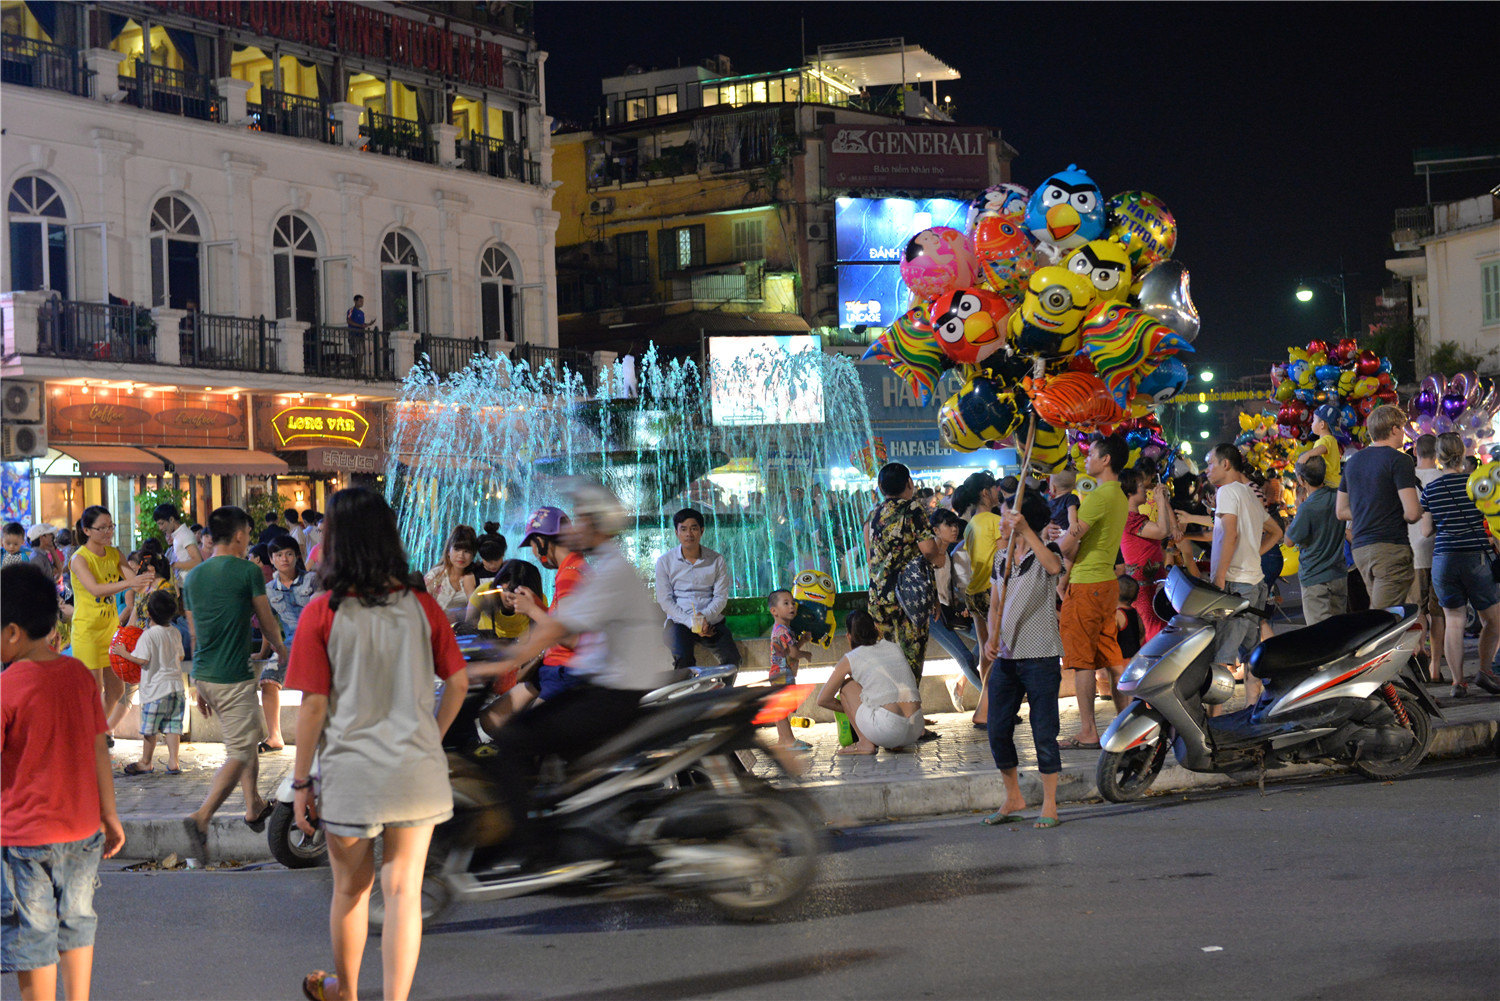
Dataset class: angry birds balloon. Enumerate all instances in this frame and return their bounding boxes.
[1064,240,1133,303]
[938,375,1025,452]
[791,568,837,648]
[1104,191,1177,273]
[1006,266,1096,359]
[1024,166,1106,253]
[899,226,979,300]
[931,287,1011,364]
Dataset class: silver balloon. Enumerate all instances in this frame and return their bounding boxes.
[1137,260,1200,343]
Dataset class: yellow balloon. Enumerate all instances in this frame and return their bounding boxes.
[1279,543,1300,578]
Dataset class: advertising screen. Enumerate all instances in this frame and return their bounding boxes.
[708,334,825,426]
[835,197,968,328]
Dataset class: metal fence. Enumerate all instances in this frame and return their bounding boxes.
[360,111,434,162]
[1,34,92,97]
[305,325,394,381]
[37,299,156,364]
[250,89,341,144]
[458,134,541,183]
[181,313,279,371]
[417,334,483,378]
[125,61,219,122]
[514,343,594,387]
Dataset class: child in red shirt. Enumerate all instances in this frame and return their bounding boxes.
[2,563,125,998]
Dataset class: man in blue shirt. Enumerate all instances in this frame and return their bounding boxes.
[1285,456,1347,624]
[345,295,372,334]
[653,507,739,673]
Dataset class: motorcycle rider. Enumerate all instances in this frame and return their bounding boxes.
[469,482,672,866]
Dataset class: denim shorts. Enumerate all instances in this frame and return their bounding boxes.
[536,663,584,703]
[1431,550,1500,612]
[2,830,105,973]
[258,655,288,687]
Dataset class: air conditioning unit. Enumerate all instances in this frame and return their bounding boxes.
[1,423,47,459]
[805,222,828,242]
[2,382,43,422]
[589,197,615,215]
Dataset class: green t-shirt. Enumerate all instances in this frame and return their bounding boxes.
[1072,480,1128,584]
[183,555,266,684]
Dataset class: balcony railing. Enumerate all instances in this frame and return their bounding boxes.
[305,325,394,381]
[249,89,341,144]
[180,313,280,372]
[1,34,92,97]
[125,61,220,122]
[359,111,435,162]
[513,344,594,387]
[457,134,540,183]
[416,334,482,377]
[37,299,156,364]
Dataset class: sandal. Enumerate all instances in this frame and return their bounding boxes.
[122,762,154,776]
[301,971,339,1001]
[982,811,1025,826]
[244,802,275,833]
[165,767,182,775]
[1058,736,1101,750]
[1034,816,1061,829]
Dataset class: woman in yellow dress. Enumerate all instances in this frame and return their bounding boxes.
[69,505,145,723]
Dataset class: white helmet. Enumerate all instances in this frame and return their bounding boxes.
[569,481,630,537]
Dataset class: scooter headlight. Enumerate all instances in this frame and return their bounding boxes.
[1118,655,1152,691]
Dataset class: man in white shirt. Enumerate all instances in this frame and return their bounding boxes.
[1205,444,1283,702]
[653,507,739,672]
[153,503,202,578]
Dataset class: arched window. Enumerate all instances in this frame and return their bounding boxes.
[7,176,68,296]
[272,213,320,322]
[479,244,521,342]
[149,195,201,309]
[380,229,423,332]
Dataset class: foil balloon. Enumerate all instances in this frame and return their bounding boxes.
[1006,266,1095,358]
[899,226,979,300]
[1104,191,1177,273]
[971,215,1037,295]
[966,183,1030,230]
[1028,371,1126,429]
[851,436,887,478]
[1064,240,1133,303]
[1355,350,1381,377]
[938,375,1025,452]
[1136,357,1189,402]
[791,568,837,648]
[862,305,942,406]
[1441,394,1467,422]
[1410,388,1438,417]
[931,287,1011,365]
[1135,260,1200,342]
[1078,301,1195,407]
[1468,461,1500,537]
[1024,166,1106,253]
[1017,413,1070,474]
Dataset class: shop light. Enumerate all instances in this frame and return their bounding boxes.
[53,387,63,396]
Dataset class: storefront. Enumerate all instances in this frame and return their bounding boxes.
[254,397,388,514]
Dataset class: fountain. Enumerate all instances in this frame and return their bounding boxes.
[386,343,881,603]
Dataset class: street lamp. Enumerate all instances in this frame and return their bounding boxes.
[1200,370,1214,384]
[1198,430,1210,439]
[1196,403,1209,413]
[1295,257,1353,336]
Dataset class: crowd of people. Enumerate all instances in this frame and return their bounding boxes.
[3,398,1499,998]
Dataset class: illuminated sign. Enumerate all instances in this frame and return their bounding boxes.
[824,126,991,189]
[271,407,370,448]
[834,197,968,328]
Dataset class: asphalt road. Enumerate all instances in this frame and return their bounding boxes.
[62,758,1500,1000]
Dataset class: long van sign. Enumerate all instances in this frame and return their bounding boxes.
[824,126,991,189]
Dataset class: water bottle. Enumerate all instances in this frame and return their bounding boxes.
[788,715,813,728]
[835,711,854,746]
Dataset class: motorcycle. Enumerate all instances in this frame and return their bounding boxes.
[364,680,821,928]
[1096,567,1442,802]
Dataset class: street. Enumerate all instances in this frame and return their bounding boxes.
[83,757,1499,1000]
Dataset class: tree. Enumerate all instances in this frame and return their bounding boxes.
[1428,340,1483,375]
[1365,322,1416,385]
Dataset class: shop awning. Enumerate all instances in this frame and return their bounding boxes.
[142,448,289,476]
[50,445,167,476]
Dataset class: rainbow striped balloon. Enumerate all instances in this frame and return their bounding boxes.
[862,305,943,406]
[1079,301,1194,407]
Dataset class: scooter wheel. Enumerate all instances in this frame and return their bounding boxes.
[1353,694,1432,781]
[1096,741,1169,803]
[699,790,822,922]
[267,801,327,869]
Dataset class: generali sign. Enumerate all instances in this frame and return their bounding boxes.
[824,125,991,189]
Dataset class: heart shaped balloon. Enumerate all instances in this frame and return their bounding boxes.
[1411,389,1438,417]
[1135,260,1200,342]
[1441,393,1467,422]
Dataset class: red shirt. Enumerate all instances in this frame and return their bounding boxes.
[543,551,587,667]
[2,655,108,846]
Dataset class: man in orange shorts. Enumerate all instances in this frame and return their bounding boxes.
[1051,435,1130,747]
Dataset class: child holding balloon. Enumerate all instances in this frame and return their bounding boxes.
[1302,408,1342,489]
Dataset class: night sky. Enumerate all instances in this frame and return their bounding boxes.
[535,2,1500,382]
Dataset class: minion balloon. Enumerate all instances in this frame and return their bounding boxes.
[1024,165,1107,253]
[1006,266,1096,358]
[1468,461,1500,538]
[791,568,837,648]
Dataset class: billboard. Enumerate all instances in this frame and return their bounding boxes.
[708,335,825,426]
[824,125,991,189]
[835,197,968,329]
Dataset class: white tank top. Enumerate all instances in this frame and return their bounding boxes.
[846,640,919,707]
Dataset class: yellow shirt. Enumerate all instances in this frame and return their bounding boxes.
[1072,481,1129,584]
[964,512,1002,594]
[1315,434,1341,488]
[70,546,122,626]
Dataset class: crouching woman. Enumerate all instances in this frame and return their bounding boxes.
[816,610,924,754]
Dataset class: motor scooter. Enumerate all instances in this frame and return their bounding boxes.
[1097,567,1442,802]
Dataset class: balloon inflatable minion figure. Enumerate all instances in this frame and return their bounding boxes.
[1006,266,1096,358]
[1467,461,1500,538]
[791,568,837,649]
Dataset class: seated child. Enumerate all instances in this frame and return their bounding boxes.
[111,589,187,775]
[2,563,125,997]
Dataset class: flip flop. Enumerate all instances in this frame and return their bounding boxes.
[244,802,275,833]
[791,740,812,751]
[181,817,208,862]
[982,811,1026,826]
[257,741,286,753]
[1034,816,1061,829]
[164,767,182,775]
[302,971,339,1001]
[1058,736,1101,750]
[122,762,153,776]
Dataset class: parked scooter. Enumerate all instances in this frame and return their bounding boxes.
[1097,567,1442,802]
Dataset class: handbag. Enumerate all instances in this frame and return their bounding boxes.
[895,555,937,625]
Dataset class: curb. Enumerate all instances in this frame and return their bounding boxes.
[115,718,1498,863]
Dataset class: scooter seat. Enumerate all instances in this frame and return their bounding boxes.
[1248,609,1399,681]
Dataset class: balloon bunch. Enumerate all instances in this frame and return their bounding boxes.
[1234,412,1308,477]
[1409,372,1498,451]
[862,167,1199,473]
[1067,412,1174,475]
[1270,338,1397,445]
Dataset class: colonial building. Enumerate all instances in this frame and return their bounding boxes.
[1,1,559,545]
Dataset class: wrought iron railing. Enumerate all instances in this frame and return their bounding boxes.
[416,334,483,378]
[457,133,540,184]
[250,89,341,144]
[305,325,394,381]
[37,299,156,364]
[181,313,279,372]
[359,111,434,162]
[0,34,92,97]
[129,60,219,122]
[513,344,594,387]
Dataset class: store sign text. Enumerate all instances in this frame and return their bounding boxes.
[272,407,371,448]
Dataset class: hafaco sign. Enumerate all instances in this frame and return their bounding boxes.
[823,125,990,189]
